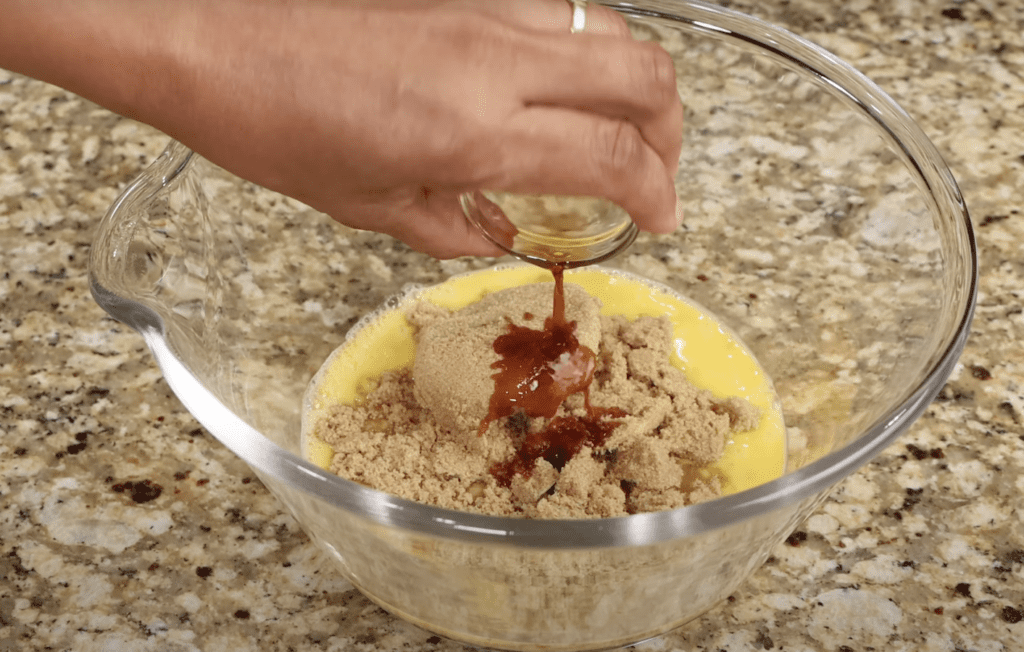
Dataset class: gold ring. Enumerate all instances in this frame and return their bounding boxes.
[568,0,587,34]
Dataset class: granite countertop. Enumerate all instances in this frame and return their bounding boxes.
[2,1,1022,650]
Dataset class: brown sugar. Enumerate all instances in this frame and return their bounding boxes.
[408,282,602,434]
[316,281,761,518]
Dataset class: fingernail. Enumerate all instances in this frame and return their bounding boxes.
[674,198,685,228]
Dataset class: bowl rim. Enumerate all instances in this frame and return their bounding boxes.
[90,0,977,549]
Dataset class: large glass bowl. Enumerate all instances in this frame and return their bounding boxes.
[89,1,976,650]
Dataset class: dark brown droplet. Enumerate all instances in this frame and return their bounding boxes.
[1001,606,1022,623]
[112,479,163,503]
[484,266,624,486]
[980,214,1008,227]
[785,531,808,547]
[1004,550,1024,565]
[970,365,992,380]
[906,444,929,460]
[754,631,774,650]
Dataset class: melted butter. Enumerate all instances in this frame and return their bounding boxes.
[303,265,786,497]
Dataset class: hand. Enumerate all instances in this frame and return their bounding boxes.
[3,0,684,259]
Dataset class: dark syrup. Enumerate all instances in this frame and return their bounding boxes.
[483,267,625,487]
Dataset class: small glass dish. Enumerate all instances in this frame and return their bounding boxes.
[460,190,637,267]
[89,1,976,650]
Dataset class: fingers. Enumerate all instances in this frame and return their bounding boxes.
[514,34,684,177]
[476,1,631,37]
[493,105,679,234]
[483,0,682,181]
[420,1,685,237]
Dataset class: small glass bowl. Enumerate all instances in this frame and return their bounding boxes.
[460,190,638,267]
[89,1,976,650]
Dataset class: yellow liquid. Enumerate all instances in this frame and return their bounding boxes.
[303,266,786,496]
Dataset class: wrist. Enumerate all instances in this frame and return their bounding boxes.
[0,1,227,132]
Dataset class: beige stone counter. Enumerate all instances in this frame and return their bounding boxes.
[1,1,1022,650]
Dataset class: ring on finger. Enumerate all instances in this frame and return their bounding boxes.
[567,0,587,34]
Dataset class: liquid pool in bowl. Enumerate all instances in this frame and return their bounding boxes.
[302,265,787,504]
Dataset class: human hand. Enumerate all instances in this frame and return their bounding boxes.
[161,0,683,257]
[3,0,684,259]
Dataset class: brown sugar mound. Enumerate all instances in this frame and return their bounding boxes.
[409,282,601,433]
[316,283,761,518]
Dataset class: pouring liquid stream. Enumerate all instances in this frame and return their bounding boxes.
[482,265,626,487]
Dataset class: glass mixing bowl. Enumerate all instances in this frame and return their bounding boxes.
[89,1,976,650]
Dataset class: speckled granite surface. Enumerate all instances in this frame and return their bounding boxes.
[1,1,1023,650]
